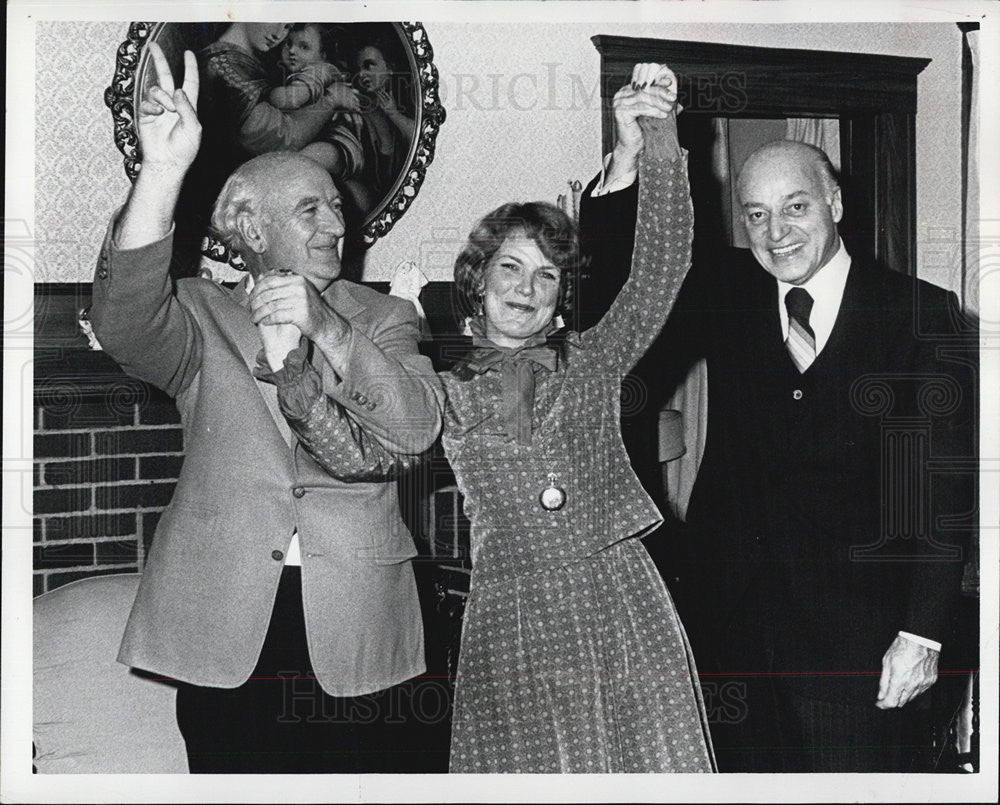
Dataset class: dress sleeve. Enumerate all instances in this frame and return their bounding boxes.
[579,112,694,375]
[204,49,271,127]
[255,344,426,482]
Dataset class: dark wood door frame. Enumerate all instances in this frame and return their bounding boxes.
[592,36,930,275]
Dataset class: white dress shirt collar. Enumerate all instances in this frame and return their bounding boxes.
[776,238,851,355]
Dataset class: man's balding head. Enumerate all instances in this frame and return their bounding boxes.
[211,152,314,261]
[210,153,346,287]
[735,140,843,286]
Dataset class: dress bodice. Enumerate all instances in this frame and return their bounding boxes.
[441,141,694,581]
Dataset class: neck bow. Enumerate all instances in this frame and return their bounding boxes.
[462,317,559,445]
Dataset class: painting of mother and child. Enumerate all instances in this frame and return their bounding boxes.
[142,22,417,273]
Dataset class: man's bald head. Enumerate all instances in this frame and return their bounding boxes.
[736,140,839,203]
[735,139,843,286]
[210,152,346,287]
[210,152,326,270]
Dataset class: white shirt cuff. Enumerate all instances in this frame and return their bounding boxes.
[591,152,638,197]
[898,631,942,652]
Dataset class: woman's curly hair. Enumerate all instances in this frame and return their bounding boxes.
[453,201,580,324]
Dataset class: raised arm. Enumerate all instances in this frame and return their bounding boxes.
[582,65,694,374]
[90,44,205,396]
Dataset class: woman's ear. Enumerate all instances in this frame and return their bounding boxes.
[236,211,267,255]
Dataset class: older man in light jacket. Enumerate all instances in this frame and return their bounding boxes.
[90,45,444,774]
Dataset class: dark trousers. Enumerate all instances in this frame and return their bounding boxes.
[175,567,450,773]
[705,635,924,773]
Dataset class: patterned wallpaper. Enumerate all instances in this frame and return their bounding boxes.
[35,23,133,284]
[33,21,965,292]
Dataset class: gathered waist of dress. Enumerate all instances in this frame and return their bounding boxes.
[467,509,662,584]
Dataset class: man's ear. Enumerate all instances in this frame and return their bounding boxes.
[236,212,267,255]
[828,186,844,224]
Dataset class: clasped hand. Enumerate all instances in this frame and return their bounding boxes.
[250,272,342,341]
[612,63,679,158]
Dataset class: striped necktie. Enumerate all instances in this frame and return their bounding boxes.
[784,287,816,373]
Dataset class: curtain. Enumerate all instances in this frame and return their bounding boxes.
[784,118,842,170]
[662,360,708,521]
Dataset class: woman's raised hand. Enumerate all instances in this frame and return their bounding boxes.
[612,63,678,160]
[137,43,201,176]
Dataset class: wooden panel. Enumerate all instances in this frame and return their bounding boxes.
[592,36,929,118]
[839,115,878,267]
[874,112,917,276]
[34,281,467,399]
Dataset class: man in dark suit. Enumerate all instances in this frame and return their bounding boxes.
[579,65,974,772]
[90,45,445,773]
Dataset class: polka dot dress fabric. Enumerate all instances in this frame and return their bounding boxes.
[451,542,714,773]
[442,141,715,773]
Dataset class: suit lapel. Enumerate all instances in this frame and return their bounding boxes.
[215,278,294,447]
[211,278,374,447]
[815,258,878,368]
[323,280,369,328]
[313,280,372,392]
[744,262,788,372]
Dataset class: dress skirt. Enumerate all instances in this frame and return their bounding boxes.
[450,538,715,773]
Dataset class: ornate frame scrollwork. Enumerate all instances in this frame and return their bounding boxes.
[104,22,156,182]
[368,22,446,244]
[105,21,445,258]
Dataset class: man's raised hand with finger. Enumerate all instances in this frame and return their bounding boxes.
[116,43,202,249]
[137,43,201,174]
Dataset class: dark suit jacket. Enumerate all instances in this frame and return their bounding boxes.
[580,177,975,703]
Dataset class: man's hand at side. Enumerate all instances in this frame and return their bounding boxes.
[876,634,939,709]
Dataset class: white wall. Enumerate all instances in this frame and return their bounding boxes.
[33,21,964,291]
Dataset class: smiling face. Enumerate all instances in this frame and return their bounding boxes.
[481,232,562,348]
[737,142,843,286]
[280,25,325,72]
[245,22,292,54]
[257,159,346,290]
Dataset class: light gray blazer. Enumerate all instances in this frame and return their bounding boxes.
[91,221,444,696]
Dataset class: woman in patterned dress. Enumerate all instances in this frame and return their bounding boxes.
[263,63,715,773]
